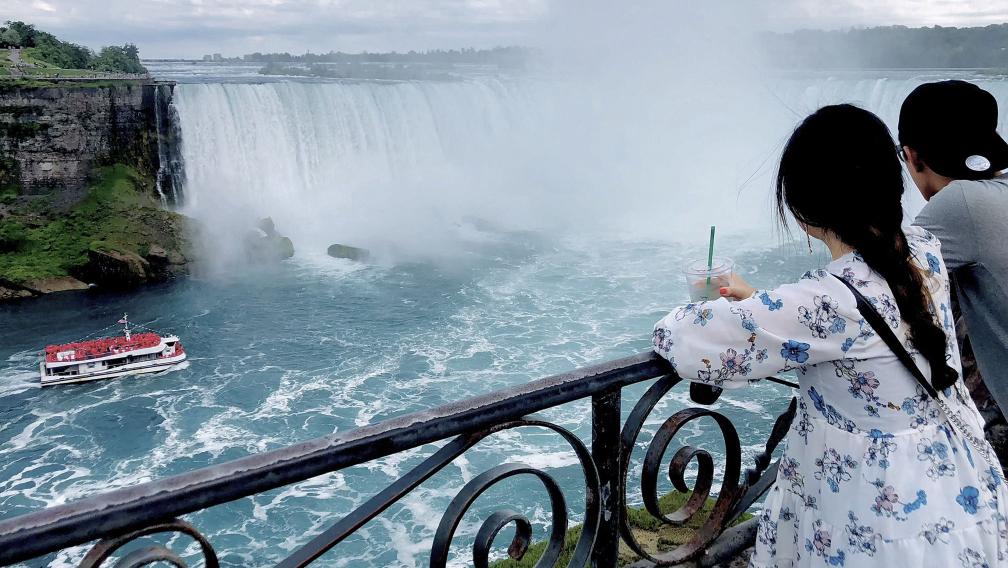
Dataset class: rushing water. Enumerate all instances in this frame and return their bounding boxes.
[2,66,1008,567]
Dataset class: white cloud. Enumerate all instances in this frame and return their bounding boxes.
[31,1,56,12]
[0,0,1002,58]
[769,0,1008,29]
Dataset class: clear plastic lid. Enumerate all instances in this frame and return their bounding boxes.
[683,256,734,276]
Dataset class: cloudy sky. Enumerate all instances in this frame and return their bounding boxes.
[1,0,1006,59]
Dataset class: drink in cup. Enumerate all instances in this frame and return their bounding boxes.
[684,257,734,302]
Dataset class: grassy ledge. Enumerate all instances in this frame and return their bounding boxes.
[491,492,752,567]
[0,164,188,286]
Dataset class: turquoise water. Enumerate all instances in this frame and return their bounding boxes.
[0,231,805,567]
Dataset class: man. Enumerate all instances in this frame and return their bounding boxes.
[901,80,1008,435]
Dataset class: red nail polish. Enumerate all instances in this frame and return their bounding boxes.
[719,287,728,296]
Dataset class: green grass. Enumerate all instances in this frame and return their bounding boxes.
[20,67,96,78]
[490,492,752,567]
[17,48,61,69]
[0,165,185,284]
[2,48,144,83]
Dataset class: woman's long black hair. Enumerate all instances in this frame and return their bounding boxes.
[776,104,958,391]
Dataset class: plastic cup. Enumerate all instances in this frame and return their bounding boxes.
[684,257,734,302]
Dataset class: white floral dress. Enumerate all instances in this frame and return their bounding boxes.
[653,226,1007,567]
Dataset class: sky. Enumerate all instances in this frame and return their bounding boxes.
[0,0,1006,59]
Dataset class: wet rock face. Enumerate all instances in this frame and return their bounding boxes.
[0,83,180,206]
[144,244,188,281]
[0,276,89,299]
[74,248,150,289]
[0,280,34,300]
[71,245,189,290]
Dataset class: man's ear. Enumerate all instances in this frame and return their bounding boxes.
[903,145,926,173]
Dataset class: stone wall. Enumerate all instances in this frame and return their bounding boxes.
[0,81,182,206]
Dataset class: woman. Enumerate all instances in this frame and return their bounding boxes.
[653,105,1007,567]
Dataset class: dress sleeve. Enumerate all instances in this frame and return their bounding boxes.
[652,271,855,388]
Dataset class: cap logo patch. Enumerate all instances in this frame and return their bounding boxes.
[966,154,991,172]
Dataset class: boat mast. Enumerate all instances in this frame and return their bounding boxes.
[121,313,131,341]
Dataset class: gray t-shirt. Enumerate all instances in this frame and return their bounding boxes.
[915,174,1008,411]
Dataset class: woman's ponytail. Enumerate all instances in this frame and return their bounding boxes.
[842,215,958,391]
[775,104,959,392]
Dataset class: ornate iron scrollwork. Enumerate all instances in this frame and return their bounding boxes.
[78,518,218,568]
[619,374,744,565]
[620,372,799,566]
[429,419,600,568]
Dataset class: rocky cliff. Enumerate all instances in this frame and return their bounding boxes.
[0,81,183,206]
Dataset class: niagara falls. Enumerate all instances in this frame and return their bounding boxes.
[2,2,1008,567]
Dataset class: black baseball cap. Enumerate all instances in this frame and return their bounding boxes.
[898,80,1008,179]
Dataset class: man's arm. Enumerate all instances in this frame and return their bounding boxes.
[914,183,978,271]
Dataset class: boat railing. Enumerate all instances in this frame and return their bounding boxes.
[0,351,796,567]
[45,333,163,363]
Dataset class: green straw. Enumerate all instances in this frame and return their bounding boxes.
[706,225,716,286]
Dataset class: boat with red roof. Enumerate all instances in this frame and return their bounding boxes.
[39,314,186,386]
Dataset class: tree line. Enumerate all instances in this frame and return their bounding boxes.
[0,21,146,74]
[762,24,1008,69]
[218,46,531,68]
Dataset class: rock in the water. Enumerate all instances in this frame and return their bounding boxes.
[276,236,294,258]
[243,229,294,261]
[257,217,278,237]
[327,243,370,262]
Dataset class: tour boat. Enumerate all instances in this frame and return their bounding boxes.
[39,315,186,386]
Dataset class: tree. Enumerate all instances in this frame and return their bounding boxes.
[0,28,21,48]
[32,31,91,68]
[92,44,146,73]
[5,21,37,47]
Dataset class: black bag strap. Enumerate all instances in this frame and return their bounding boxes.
[832,274,940,399]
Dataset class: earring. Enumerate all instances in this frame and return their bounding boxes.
[807,233,814,255]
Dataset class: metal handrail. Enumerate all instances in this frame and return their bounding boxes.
[0,352,669,565]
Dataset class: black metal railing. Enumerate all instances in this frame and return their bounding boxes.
[0,351,796,568]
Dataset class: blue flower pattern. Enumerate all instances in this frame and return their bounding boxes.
[957,486,981,515]
[782,339,811,364]
[652,226,1007,566]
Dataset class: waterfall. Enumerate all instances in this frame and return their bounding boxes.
[767,73,1008,132]
[171,73,1008,254]
[172,77,557,256]
[153,83,186,206]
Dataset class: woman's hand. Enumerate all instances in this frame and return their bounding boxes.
[719,274,756,301]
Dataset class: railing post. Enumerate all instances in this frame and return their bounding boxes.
[591,389,622,568]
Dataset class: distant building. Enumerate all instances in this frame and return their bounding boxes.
[202,54,212,62]
[212,53,223,62]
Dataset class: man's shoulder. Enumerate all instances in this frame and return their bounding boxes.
[917,180,976,226]
[945,175,1008,209]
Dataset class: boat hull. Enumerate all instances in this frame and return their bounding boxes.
[39,352,187,386]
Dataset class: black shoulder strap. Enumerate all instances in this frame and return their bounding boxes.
[832,274,940,399]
